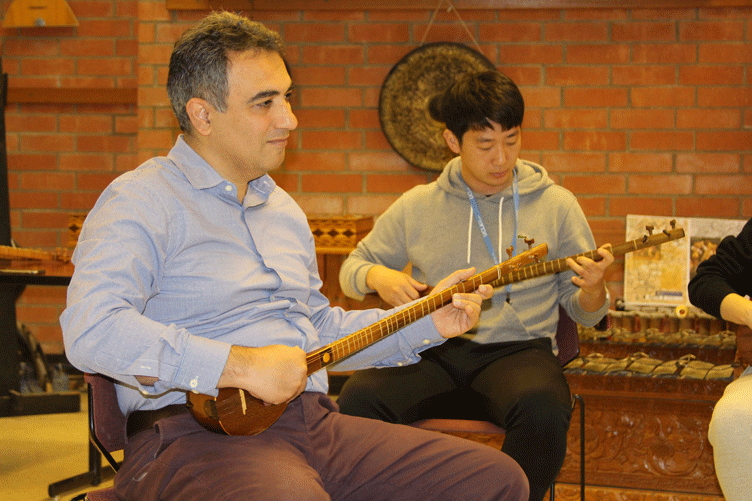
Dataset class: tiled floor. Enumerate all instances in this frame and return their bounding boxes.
[1,391,116,501]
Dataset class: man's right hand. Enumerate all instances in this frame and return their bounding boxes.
[366,265,428,307]
[218,344,308,405]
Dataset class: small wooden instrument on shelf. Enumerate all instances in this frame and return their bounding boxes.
[187,243,548,436]
[0,245,69,263]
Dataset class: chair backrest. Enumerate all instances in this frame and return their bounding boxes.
[555,305,580,367]
[84,373,125,467]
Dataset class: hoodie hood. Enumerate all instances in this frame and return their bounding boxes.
[436,156,555,264]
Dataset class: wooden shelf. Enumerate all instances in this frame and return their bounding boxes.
[5,88,136,105]
[167,0,752,10]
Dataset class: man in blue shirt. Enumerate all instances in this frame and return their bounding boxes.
[60,11,528,501]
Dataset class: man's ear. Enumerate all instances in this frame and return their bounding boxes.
[443,129,461,155]
[186,98,212,136]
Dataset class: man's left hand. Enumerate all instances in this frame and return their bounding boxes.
[429,268,493,338]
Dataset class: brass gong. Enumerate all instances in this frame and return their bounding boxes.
[379,42,496,172]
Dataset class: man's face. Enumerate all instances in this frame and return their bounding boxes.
[445,121,522,196]
[205,50,297,185]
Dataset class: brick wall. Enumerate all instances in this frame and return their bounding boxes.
[2,0,751,353]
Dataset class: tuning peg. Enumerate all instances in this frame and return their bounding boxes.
[524,237,535,249]
[645,225,654,236]
[670,219,676,229]
[506,246,514,259]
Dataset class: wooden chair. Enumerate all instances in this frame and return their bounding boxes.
[411,306,587,501]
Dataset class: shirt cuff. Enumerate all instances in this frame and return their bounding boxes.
[173,335,231,396]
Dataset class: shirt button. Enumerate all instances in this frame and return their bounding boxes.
[190,377,198,388]
[423,339,430,345]
[225,185,233,192]
[397,362,403,367]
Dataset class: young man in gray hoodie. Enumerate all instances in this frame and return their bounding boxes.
[336,70,613,501]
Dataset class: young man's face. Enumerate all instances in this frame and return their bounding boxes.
[204,49,297,185]
[444,121,522,196]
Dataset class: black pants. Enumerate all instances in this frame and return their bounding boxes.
[336,337,571,501]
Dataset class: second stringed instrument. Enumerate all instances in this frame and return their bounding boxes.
[490,220,686,289]
[187,244,548,436]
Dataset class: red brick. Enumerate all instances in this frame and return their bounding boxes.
[540,153,606,173]
[60,115,114,133]
[677,109,741,129]
[301,46,364,66]
[347,195,400,216]
[302,131,362,150]
[545,22,609,42]
[349,152,411,172]
[577,197,607,217]
[77,135,133,153]
[609,153,673,173]
[568,44,630,65]
[348,66,390,87]
[348,24,410,43]
[630,131,694,151]
[21,211,70,230]
[520,87,561,108]
[59,154,115,172]
[60,192,104,210]
[20,172,76,190]
[699,43,752,63]
[293,66,346,86]
[6,114,57,132]
[695,175,752,195]
[674,153,740,174]
[610,197,674,217]
[563,131,627,151]
[629,175,693,195]
[21,58,75,76]
[284,151,347,172]
[698,87,752,107]
[611,109,675,130]
[366,174,430,194]
[19,134,76,152]
[294,194,345,216]
[631,87,695,107]
[562,175,626,194]
[680,21,745,41]
[524,130,561,151]
[612,65,676,86]
[301,174,361,193]
[294,109,346,129]
[285,24,346,43]
[270,173,299,193]
[300,87,362,108]
[544,109,607,129]
[697,131,752,151]
[498,44,562,65]
[632,44,696,64]
[546,66,610,86]
[480,22,542,42]
[8,154,58,171]
[676,197,743,218]
[564,88,629,108]
[10,192,59,209]
[78,173,120,191]
[612,22,676,42]
[680,65,744,85]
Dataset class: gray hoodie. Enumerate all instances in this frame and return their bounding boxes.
[339,156,608,350]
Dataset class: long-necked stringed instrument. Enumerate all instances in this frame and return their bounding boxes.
[490,220,685,289]
[187,244,549,436]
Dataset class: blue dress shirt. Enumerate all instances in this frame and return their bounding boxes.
[61,136,444,415]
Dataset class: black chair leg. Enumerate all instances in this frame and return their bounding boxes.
[574,394,585,501]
